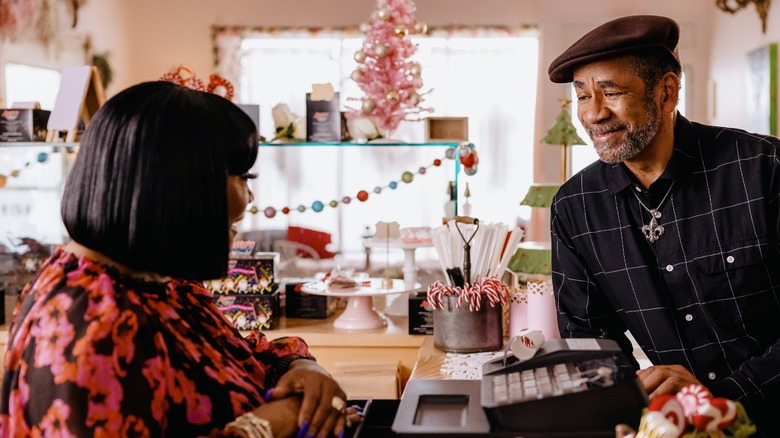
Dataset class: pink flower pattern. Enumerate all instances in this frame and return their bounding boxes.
[0,249,311,437]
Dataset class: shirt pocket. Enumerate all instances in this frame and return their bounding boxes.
[691,236,780,330]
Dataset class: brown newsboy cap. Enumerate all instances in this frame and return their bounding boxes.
[548,15,681,83]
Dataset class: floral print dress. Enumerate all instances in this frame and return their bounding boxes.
[0,249,311,437]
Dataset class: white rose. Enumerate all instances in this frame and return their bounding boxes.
[291,116,307,140]
[347,117,380,141]
[271,103,296,130]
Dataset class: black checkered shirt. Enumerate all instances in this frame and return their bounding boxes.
[551,114,780,435]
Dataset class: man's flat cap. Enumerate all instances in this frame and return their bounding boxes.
[548,15,681,83]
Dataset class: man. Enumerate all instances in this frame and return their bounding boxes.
[549,15,779,436]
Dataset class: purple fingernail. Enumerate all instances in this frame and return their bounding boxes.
[296,421,309,438]
[263,388,274,401]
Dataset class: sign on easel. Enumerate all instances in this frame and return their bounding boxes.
[46,66,106,143]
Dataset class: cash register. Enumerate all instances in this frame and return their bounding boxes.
[387,337,648,437]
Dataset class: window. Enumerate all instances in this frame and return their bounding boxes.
[4,63,61,109]
[218,27,538,253]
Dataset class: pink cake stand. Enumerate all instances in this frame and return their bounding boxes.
[301,278,416,330]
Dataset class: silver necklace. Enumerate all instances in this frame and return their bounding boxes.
[632,182,674,243]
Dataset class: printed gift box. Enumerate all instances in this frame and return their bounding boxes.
[408,291,433,335]
[0,109,50,142]
[213,291,280,331]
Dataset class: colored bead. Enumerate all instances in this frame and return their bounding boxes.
[342,196,352,204]
[357,190,369,202]
[402,171,414,183]
[311,201,324,212]
[282,207,290,214]
[37,152,48,163]
[263,207,275,218]
[373,186,382,194]
[249,205,259,215]
[418,167,426,175]
[329,200,338,208]
[433,159,441,166]
[297,205,306,212]
[445,147,455,159]
[389,181,398,189]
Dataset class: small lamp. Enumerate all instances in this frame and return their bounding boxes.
[540,99,587,182]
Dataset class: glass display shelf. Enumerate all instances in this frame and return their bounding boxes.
[0,142,79,149]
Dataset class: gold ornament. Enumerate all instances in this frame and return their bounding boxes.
[362,98,376,112]
[414,21,428,35]
[386,90,400,104]
[351,69,362,82]
[354,49,366,63]
[394,24,409,38]
[376,7,390,20]
[409,92,422,105]
[359,22,371,33]
[409,62,422,77]
[374,43,389,58]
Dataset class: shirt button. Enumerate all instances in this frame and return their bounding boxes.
[665,265,674,272]
[726,255,735,263]
[685,314,694,322]
[708,372,717,380]
[634,186,642,192]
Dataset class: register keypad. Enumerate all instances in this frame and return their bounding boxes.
[487,362,592,404]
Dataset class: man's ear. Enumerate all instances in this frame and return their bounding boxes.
[659,72,681,113]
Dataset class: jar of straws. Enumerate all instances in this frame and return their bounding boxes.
[427,216,523,353]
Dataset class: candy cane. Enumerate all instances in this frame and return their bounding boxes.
[208,74,235,101]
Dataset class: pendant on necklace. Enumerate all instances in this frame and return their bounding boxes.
[641,209,664,243]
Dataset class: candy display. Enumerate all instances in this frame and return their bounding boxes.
[212,292,280,331]
[622,384,756,438]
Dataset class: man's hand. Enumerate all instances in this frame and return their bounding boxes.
[637,364,702,399]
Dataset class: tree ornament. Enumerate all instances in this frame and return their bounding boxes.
[408,92,422,106]
[386,90,400,104]
[357,190,369,202]
[362,98,377,113]
[374,43,390,58]
[414,21,428,35]
[351,69,363,82]
[376,7,390,20]
[395,24,409,38]
[402,171,414,183]
[263,207,276,218]
[359,22,371,33]
[409,62,422,77]
[354,49,367,63]
[465,166,478,176]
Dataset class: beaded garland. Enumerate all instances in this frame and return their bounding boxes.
[249,148,456,218]
[0,152,50,189]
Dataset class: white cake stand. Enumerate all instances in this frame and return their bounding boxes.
[301,278,416,330]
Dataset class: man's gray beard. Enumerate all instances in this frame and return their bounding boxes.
[588,102,660,164]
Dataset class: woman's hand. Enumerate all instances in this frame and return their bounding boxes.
[267,359,351,438]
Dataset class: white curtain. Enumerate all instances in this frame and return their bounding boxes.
[215,26,539,254]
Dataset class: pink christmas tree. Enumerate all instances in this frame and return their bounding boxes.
[350,0,430,134]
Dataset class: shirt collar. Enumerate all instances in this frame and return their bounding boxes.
[606,112,698,196]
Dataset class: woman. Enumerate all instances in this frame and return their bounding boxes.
[0,81,356,437]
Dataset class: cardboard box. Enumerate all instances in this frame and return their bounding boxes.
[285,281,341,318]
[212,290,280,330]
[408,291,434,335]
[425,116,468,142]
[0,109,50,142]
[331,360,401,399]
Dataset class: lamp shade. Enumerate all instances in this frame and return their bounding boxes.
[520,184,560,207]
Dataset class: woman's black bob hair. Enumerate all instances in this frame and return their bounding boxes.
[61,81,259,280]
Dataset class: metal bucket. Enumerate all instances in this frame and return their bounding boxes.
[433,295,503,353]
